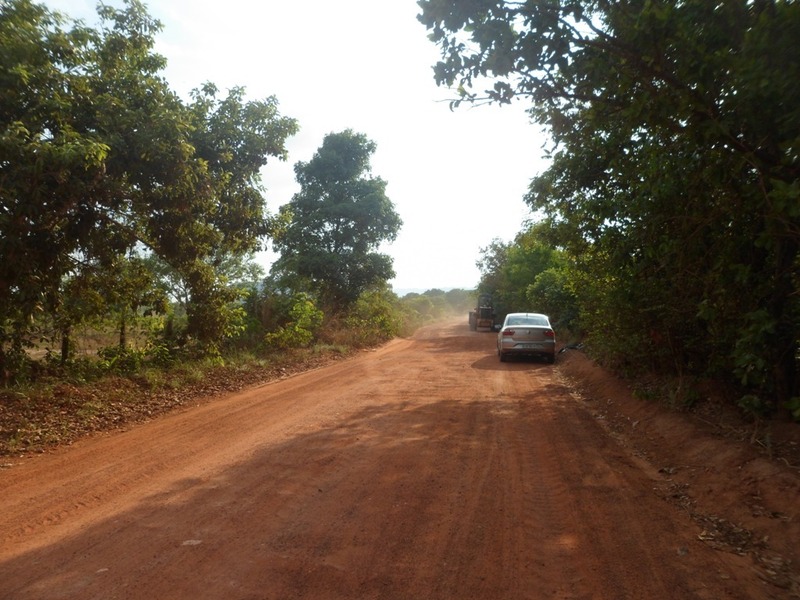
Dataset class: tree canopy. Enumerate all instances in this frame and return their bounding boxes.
[0,0,298,373]
[271,130,402,309]
[476,224,573,328]
[420,0,800,413]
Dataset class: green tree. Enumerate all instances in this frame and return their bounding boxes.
[402,293,436,322]
[272,130,402,309]
[420,0,800,410]
[75,254,168,351]
[0,0,297,374]
[476,224,565,323]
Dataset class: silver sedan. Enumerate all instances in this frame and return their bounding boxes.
[497,313,556,363]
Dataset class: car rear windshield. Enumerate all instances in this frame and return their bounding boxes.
[506,315,549,327]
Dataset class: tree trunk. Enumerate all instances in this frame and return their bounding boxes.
[60,326,71,365]
[119,313,127,349]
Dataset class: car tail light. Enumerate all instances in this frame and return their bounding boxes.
[544,330,555,338]
[503,330,515,336]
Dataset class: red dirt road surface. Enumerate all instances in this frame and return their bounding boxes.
[1,319,797,599]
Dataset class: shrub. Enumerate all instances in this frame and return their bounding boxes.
[97,346,147,374]
[263,293,324,350]
[344,289,403,347]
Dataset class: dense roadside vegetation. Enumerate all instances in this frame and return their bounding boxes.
[0,0,299,374]
[0,287,473,456]
[420,0,800,422]
[0,1,408,380]
[0,0,480,455]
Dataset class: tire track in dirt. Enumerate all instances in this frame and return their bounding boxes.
[0,319,778,599]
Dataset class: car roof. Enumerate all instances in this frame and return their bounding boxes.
[503,313,550,326]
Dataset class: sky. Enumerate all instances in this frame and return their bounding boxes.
[44,0,551,293]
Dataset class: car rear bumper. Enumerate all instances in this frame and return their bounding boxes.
[498,341,555,360]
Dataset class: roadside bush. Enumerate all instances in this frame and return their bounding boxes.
[97,346,147,374]
[263,293,324,350]
[343,288,404,347]
[146,341,175,368]
[402,294,436,321]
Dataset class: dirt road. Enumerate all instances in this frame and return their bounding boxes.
[0,319,789,599]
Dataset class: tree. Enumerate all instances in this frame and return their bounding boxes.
[0,0,297,375]
[420,1,800,411]
[272,130,402,309]
[67,253,168,352]
[476,224,565,323]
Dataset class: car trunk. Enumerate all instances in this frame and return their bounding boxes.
[505,326,553,345]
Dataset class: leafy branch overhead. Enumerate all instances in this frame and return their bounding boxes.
[420,0,800,412]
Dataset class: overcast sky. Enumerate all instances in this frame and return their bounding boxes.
[45,0,551,293]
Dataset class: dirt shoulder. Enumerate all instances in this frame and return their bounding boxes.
[557,350,800,595]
